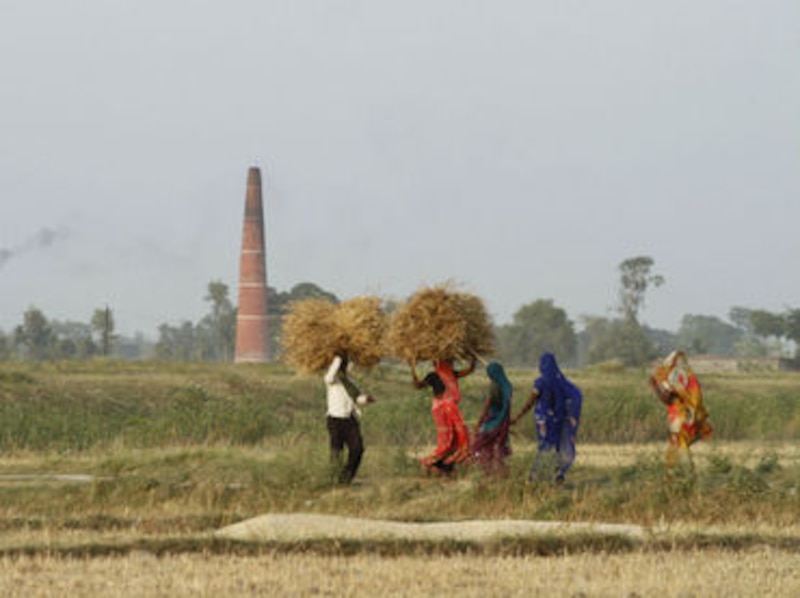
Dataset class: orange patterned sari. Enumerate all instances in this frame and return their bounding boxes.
[650,351,712,470]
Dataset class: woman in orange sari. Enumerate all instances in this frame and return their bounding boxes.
[649,350,712,473]
[410,358,475,474]
[416,372,471,474]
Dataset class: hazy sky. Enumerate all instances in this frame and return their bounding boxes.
[1,1,798,338]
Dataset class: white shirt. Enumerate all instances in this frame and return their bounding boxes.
[324,356,370,418]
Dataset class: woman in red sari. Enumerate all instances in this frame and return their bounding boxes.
[410,358,475,474]
[416,372,471,474]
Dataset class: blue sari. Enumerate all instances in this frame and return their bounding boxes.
[530,352,582,482]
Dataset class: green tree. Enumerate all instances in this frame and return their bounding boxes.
[268,282,339,315]
[91,307,116,357]
[728,306,769,357]
[497,299,576,366]
[583,316,652,367]
[0,331,10,361]
[786,309,800,356]
[155,321,198,361]
[642,325,677,358]
[746,307,799,358]
[617,256,664,322]
[50,320,97,359]
[676,314,743,356]
[266,282,339,358]
[749,309,787,338]
[14,307,54,361]
[199,281,236,362]
[729,306,756,334]
[155,281,340,362]
[583,256,664,367]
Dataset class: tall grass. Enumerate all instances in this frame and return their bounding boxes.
[1,361,798,452]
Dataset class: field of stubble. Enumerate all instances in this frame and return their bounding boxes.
[0,362,798,596]
[1,547,798,597]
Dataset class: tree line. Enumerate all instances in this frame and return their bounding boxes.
[1,256,797,367]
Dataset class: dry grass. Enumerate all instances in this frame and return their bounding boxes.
[387,284,495,362]
[334,296,388,368]
[280,296,388,373]
[279,299,340,373]
[0,548,797,597]
[451,291,495,358]
[560,440,800,469]
[0,439,798,595]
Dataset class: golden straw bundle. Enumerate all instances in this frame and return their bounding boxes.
[280,296,388,373]
[280,299,341,374]
[387,284,495,363]
[334,296,387,368]
[452,291,496,357]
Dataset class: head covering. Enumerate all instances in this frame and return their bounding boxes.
[487,362,512,405]
[424,372,446,397]
[480,361,512,433]
[539,352,562,381]
[536,352,582,424]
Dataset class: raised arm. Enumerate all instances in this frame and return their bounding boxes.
[649,375,676,405]
[409,360,427,390]
[454,356,477,378]
[324,355,343,385]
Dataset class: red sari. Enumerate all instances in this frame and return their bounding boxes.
[421,397,471,468]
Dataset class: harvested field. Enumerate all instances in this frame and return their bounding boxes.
[0,546,797,597]
[0,362,796,596]
[387,284,495,362]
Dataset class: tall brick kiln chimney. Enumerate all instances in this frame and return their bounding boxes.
[234,167,270,363]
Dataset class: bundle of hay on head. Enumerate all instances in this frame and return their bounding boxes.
[280,298,342,374]
[452,291,495,358]
[280,296,388,374]
[387,284,495,364]
[334,296,388,369]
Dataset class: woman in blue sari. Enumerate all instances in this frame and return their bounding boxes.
[512,352,582,484]
[472,361,513,476]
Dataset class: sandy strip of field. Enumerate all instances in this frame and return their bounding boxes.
[566,441,800,468]
[0,474,112,485]
[216,512,800,546]
[215,513,647,542]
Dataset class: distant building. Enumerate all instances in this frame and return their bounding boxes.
[234,167,270,363]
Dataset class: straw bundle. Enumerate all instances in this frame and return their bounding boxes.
[334,296,387,368]
[452,291,496,357]
[280,299,341,374]
[280,296,388,373]
[387,284,495,363]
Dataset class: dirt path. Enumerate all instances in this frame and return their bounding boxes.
[0,473,108,485]
[215,513,646,542]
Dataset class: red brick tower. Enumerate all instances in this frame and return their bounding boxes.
[234,167,270,363]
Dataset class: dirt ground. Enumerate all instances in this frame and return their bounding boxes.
[214,512,646,543]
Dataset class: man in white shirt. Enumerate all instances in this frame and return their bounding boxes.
[324,353,375,484]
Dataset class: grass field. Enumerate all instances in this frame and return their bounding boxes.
[0,361,798,596]
[1,548,798,597]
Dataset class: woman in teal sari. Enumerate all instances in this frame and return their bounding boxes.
[472,361,513,477]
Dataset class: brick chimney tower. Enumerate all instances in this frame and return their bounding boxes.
[234,166,270,363]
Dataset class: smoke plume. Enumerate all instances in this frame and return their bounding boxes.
[0,228,69,269]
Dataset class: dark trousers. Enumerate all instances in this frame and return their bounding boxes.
[326,415,364,484]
